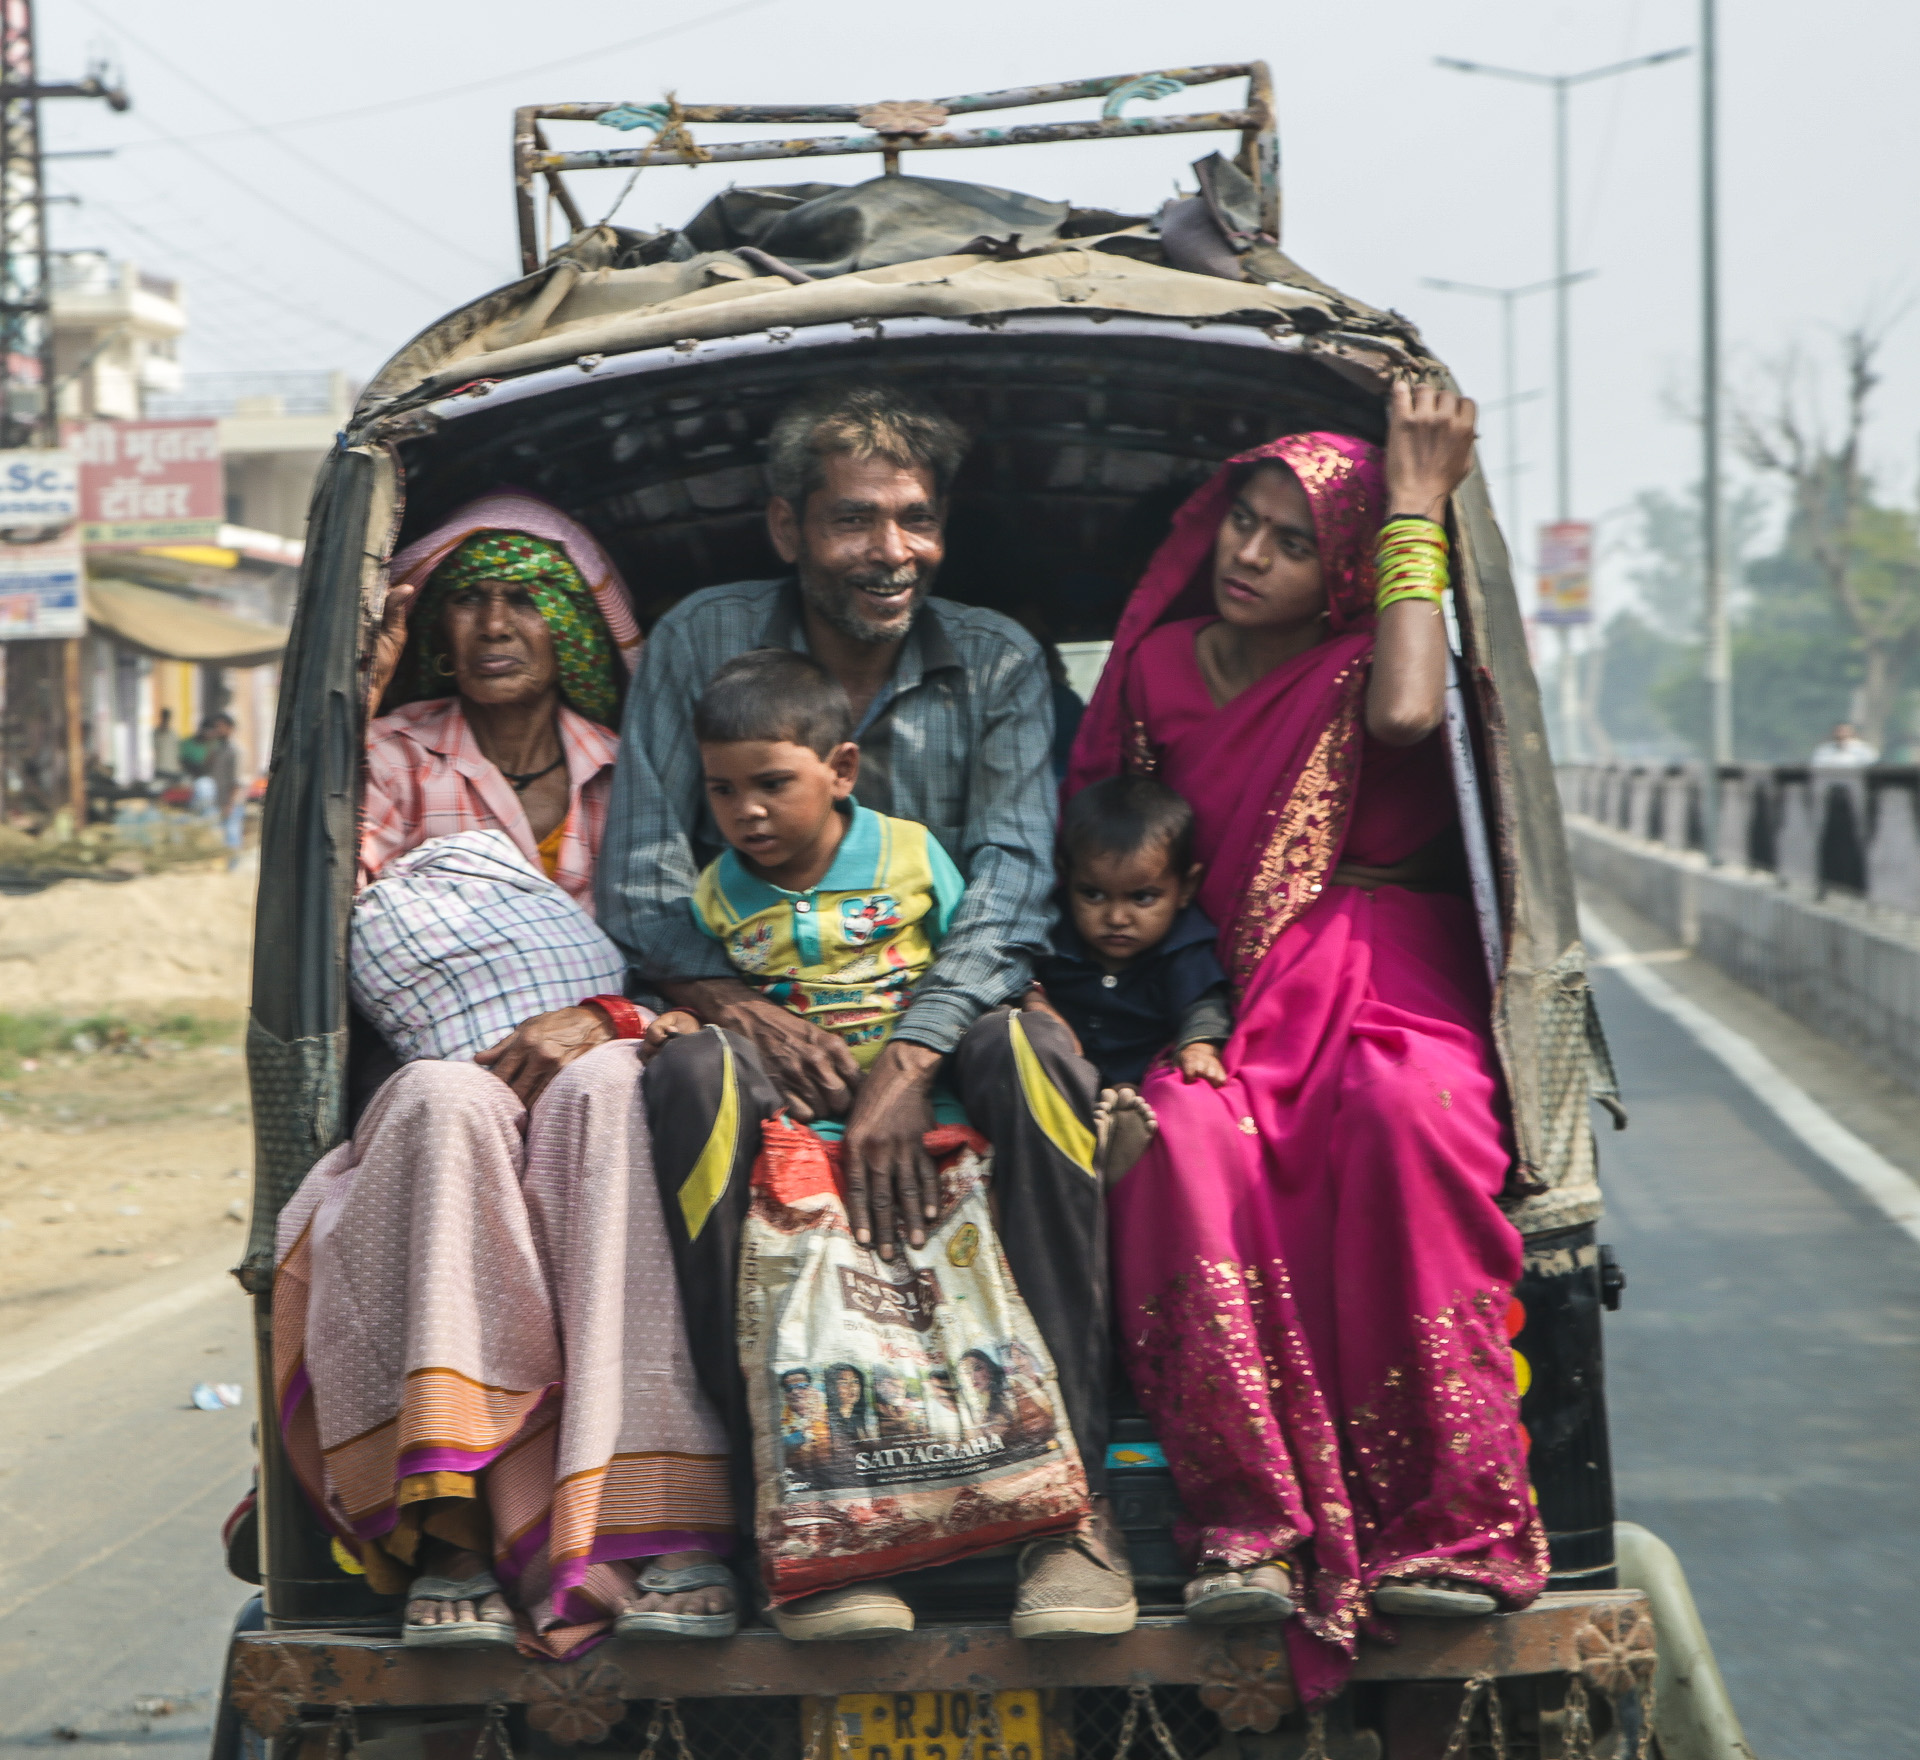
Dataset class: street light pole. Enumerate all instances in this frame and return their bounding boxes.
[1701,0,1730,773]
[1424,270,1595,547]
[1437,48,1688,521]
[1437,46,1688,761]
[1553,79,1571,520]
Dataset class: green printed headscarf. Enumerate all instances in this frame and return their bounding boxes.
[417,531,619,725]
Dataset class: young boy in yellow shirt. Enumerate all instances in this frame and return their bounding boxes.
[645,647,966,1110]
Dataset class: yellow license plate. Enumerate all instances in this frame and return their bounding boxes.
[826,1691,1045,1760]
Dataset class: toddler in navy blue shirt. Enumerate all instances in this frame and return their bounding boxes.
[1035,775,1233,1098]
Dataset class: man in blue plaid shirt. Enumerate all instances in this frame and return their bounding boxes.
[592,382,1135,1643]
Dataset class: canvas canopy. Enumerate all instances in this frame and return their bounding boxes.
[86,574,287,666]
[359,165,1419,419]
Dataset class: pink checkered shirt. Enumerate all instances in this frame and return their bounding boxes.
[360,697,618,914]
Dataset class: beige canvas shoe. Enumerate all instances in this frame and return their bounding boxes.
[1010,1504,1138,1639]
[769,1579,915,1642]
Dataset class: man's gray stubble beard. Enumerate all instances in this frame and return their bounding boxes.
[797,549,930,648]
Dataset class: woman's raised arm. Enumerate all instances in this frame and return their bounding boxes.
[1365,382,1477,746]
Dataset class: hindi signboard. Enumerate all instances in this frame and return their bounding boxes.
[1536,520,1593,627]
[64,419,224,547]
[0,449,83,640]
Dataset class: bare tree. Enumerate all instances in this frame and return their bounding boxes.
[1736,324,1920,751]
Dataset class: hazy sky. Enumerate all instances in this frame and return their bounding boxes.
[35,0,1920,609]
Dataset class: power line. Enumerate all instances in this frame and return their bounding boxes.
[62,167,381,354]
[107,108,467,306]
[50,156,389,356]
[69,0,501,276]
[74,0,783,153]
[74,189,391,353]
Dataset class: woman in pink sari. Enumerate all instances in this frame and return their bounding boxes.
[1065,387,1546,1704]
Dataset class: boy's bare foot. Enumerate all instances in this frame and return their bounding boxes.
[1094,1086,1158,1183]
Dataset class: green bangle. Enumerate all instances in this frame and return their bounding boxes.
[1376,584,1448,612]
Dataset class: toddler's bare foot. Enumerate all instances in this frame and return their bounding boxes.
[1094,1086,1158,1183]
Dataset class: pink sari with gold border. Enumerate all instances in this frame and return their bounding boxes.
[1066,434,1546,1704]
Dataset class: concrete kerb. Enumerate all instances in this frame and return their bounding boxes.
[1565,815,1920,1100]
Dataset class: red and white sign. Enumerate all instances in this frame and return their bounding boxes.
[63,419,224,548]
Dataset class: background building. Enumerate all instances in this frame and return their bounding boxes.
[49,250,184,422]
[0,269,347,821]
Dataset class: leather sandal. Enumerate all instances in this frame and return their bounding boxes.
[614,1559,740,1640]
[402,1571,518,1647]
[1183,1560,1296,1626]
[1373,1577,1497,1618]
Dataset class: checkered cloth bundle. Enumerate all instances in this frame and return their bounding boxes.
[350,828,627,1063]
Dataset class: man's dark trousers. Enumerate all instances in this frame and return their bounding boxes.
[642,1005,1110,1525]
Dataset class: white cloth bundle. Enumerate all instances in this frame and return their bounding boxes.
[350,828,627,1063]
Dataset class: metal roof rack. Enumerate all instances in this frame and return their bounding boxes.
[513,62,1275,274]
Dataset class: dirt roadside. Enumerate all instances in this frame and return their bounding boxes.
[0,864,255,1335]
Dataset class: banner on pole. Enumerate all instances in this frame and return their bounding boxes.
[63,419,224,547]
[0,541,83,640]
[0,449,83,639]
[1535,520,1593,627]
[0,449,78,532]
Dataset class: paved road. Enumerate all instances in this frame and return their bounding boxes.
[1589,904,1920,1760]
[0,1253,253,1758]
[2,890,1917,1759]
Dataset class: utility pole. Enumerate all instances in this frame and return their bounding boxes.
[1701,0,1731,776]
[1,0,126,447]
[0,0,126,831]
[1438,46,1688,761]
[1423,271,1593,550]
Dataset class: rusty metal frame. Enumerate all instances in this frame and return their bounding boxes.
[512,64,1278,274]
[227,1596,1652,1736]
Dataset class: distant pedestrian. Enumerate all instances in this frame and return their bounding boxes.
[152,707,180,780]
[1811,721,1879,767]
[202,712,246,864]
[180,718,212,814]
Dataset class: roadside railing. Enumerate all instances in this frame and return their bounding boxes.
[1556,761,1920,914]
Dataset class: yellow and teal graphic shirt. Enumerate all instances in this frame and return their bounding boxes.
[691,803,967,1068]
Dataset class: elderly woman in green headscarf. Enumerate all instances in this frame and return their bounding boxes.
[273,492,742,1659]
[362,493,641,915]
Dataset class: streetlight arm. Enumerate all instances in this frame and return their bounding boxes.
[1566,46,1691,85]
[1436,47,1690,87]
[1433,56,1560,85]
[1422,270,1599,301]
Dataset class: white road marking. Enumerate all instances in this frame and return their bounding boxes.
[0,1469,235,1624]
[0,1273,232,1400]
[1582,906,1920,1250]
[1586,947,1690,968]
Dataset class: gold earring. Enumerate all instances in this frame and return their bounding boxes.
[432,653,455,678]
